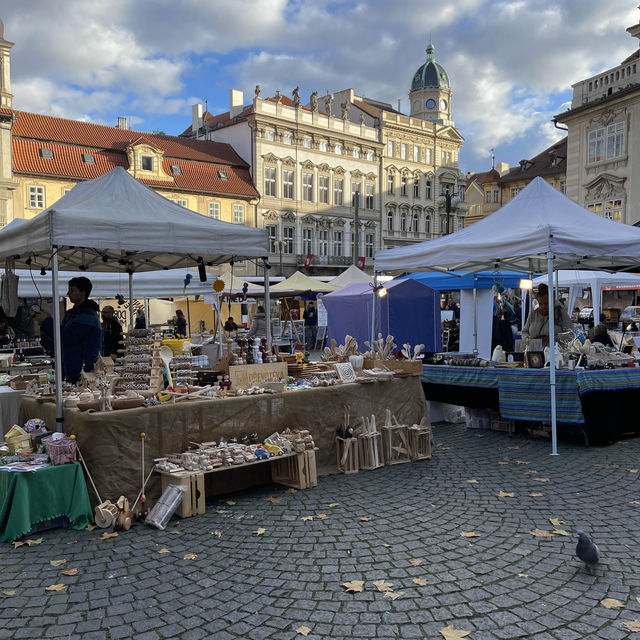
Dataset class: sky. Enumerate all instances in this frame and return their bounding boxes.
[3,0,640,173]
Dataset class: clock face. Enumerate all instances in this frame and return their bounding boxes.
[426,99,435,109]
[440,99,447,110]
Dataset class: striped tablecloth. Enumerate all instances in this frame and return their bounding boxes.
[421,365,499,388]
[576,367,640,395]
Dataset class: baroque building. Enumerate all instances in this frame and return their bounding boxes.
[554,16,640,225]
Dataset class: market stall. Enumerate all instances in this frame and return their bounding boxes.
[376,177,640,453]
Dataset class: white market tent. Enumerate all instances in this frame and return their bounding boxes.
[270,270,338,296]
[532,270,640,323]
[375,177,640,454]
[329,264,373,288]
[0,167,270,431]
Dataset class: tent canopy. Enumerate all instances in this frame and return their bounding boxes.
[216,269,264,294]
[329,264,373,288]
[375,177,640,274]
[403,270,530,291]
[0,167,269,272]
[269,270,338,296]
[322,279,441,352]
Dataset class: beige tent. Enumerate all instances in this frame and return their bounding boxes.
[217,269,264,295]
[270,271,338,296]
[329,264,373,288]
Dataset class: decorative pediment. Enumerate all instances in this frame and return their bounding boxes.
[334,217,345,226]
[302,214,317,224]
[300,159,315,170]
[400,167,411,176]
[399,204,410,213]
[281,156,296,167]
[435,125,465,143]
[584,173,626,201]
[333,165,346,175]
[351,169,364,178]
[411,205,423,213]
[263,209,280,222]
[386,203,397,211]
[412,169,423,178]
[364,219,377,228]
[386,164,398,173]
[425,207,434,215]
[438,170,459,182]
[262,152,279,164]
[281,209,297,221]
[316,217,332,228]
[590,107,626,128]
[317,163,331,172]
[365,172,376,181]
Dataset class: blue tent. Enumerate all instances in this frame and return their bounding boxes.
[322,279,441,352]
[403,270,531,291]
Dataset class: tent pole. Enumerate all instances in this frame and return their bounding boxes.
[547,251,558,456]
[51,248,64,433]
[263,258,272,351]
[371,272,377,346]
[128,271,134,330]
[472,279,478,355]
[186,297,191,337]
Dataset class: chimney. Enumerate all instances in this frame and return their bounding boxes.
[192,103,203,134]
[230,89,244,119]
[117,116,128,130]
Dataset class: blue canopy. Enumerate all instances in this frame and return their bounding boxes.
[322,279,441,352]
[402,270,532,291]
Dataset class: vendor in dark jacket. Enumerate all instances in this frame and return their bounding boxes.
[101,305,123,360]
[35,276,102,384]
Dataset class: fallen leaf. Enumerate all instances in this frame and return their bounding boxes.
[183,553,197,560]
[372,579,394,592]
[637,597,640,605]
[50,559,67,567]
[285,488,297,494]
[498,491,515,498]
[508,446,520,450]
[301,516,314,522]
[628,469,639,473]
[383,544,391,548]
[360,517,372,522]
[211,531,224,537]
[25,538,43,546]
[518,573,528,577]
[61,569,78,576]
[466,479,478,484]
[328,502,339,507]
[413,577,429,586]
[530,492,543,497]
[461,531,480,538]
[224,500,236,506]
[410,558,423,566]
[174,521,180,527]
[169,530,182,536]
[12,541,24,549]
[157,548,170,554]
[100,532,118,540]
[530,529,554,538]
[384,590,404,600]
[296,626,312,636]
[498,461,509,465]
[552,529,569,536]
[315,513,329,520]
[264,496,282,504]
[253,527,266,536]
[630,501,640,505]
[2,590,16,596]
[549,518,565,526]
[45,584,66,592]
[439,623,472,639]
[85,524,96,531]
[623,620,640,632]
[341,580,364,593]
[515,460,531,465]
[601,598,625,609]
[534,477,550,482]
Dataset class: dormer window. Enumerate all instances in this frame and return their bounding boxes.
[82,153,96,164]
[170,164,182,175]
[141,155,154,171]
[217,170,228,180]
[39,148,54,159]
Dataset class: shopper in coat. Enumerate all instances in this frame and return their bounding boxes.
[101,305,122,360]
[247,306,267,339]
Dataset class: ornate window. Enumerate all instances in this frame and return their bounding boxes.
[588,199,624,222]
[413,179,419,198]
[400,211,407,232]
[387,141,394,157]
[425,214,431,234]
[141,155,154,171]
[264,167,277,197]
[387,173,394,195]
[400,143,407,160]
[366,151,374,161]
[365,233,374,258]
[333,230,343,256]
[352,181,361,205]
[334,144,342,155]
[411,213,419,233]
[413,146,420,163]
[588,121,625,164]
[425,148,432,164]
[401,176,408,196]
[319,140,328,152]
[302,173,313,201]
[283,133,293,145]
[352,147,361,158]
[387,210,394,231]
[264,130,275,141]
[283,170,294,199]
[318,229,329,256]
[283,226,295,254]
[303,228,313,254]
[319,176,329,204]
[266,225,278,252]
[333,178,344,205]
[365,183,375,210]
[303,138,312,149]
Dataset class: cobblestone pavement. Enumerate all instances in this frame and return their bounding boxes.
[1,424,640,640]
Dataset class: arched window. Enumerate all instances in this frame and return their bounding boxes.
[425,214,431,234]
[412,213,419,233]
[387,210,394,231]
[400,211,407,232]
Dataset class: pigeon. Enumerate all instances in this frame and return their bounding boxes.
[576,530,600,571]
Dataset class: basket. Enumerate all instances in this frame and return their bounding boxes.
[42,435,77,465]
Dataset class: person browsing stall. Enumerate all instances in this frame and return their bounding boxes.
[101,305,122,360]
[35,276,102,383]
[521,283,572,347]
[175,309,187,337]
[589,314,614,347]
[246,306,267,339]
[224,316,239,333]
[303,302,318,350]
[0,316,15,347]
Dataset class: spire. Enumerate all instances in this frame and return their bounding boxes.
[426,40,435,60]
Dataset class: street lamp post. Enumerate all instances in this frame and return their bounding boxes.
[438,189,460,235]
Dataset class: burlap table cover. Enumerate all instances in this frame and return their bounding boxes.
[20,378,426,505]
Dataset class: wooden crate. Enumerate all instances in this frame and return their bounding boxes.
[381,424,410,465]
[489,409,515,435]
[336,437,359,474]
[358,433,384,470]
[227,362,288,390]
[271,450,317,489]
[160,471,206,518]
[408,425,432,461]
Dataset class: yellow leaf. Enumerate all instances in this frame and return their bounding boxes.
[530,528,554,538]
[637,597,640,605]
[508,446,520,450]
[515,460,531,464]
[315,513,329,520]
[534,477,550,482]
[100,532,118,540]
[466,479,478,484]
[384,590,404,600]
[216,509,227,514]
[328,503,339,507]
[224,500,236,505]
[2,590,16,596]
[183,553,197,560]
[211,531,224,537]
[552,529,569,536]
[253,527,266,536]
[157,548,170,554]
[630,500,640,505]
[413,577,429,586]
[624,620,640,632]
[85,524,96,531]
[498,461,509,465]
[530,492,543,497]
[498,491,515,498]
[45,584,66,592]
[600,598,625,609]
[61,569,78,576]
[549,518,565,526]
[410,558,422,566]
[628,469,639,473]
[372,579,394,592]
[383,543,391,548]
[296,626,312,636]
[360,517,372,522]
[25,538,43,546]
[285,488,297,494]
[439,623,472,640]
[50,559,67,567]
[517,573,528,577]
[301,516,314,522]
[12,541,24,549]
[341,580,364,593]
[264,496,282,504]
[169,530,182,536]
[461,531,480,538]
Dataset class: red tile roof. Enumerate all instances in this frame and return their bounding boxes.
[466,168,501,188]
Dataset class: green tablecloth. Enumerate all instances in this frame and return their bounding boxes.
[0,462,93,542]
